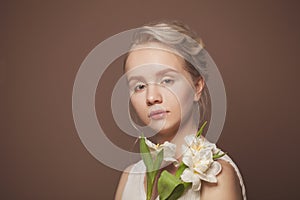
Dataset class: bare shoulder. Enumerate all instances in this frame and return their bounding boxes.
[200,159,243,200]
[115,165,134,200]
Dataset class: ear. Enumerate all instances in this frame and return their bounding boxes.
[194,77,205,102]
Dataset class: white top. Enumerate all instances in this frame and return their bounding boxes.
[122,154,247,200]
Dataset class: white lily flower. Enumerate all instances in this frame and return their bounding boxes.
[180,135,222,191]
[182,134,218,155]
[144,138,177,164]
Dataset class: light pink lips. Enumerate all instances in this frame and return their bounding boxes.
[148,109,170,120]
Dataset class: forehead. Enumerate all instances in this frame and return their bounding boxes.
[125,46,186,73]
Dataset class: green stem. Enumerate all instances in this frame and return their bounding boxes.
[197,121,207,137]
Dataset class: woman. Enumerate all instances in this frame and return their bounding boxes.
[115,20,246,200]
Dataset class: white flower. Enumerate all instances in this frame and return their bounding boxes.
[182,134,218,155]
[180,135,222,191]
[144,138,177,164]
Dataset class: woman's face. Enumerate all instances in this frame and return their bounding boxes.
[125,45,199,136]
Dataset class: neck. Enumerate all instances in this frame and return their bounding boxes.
[171,118,198,159]
[154,109,199,159]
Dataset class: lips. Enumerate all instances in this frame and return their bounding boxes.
[148,109,170,120]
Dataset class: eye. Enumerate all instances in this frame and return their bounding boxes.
[133,83,147,92]
[161,78,174,85]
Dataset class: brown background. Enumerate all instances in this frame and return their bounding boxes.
[1,0,300,199]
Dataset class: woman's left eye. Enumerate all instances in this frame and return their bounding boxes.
[161,78,174,85]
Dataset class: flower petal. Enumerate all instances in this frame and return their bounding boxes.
[184,135,195,146]
[181,168,194,183]
[192,176,201,191]
[206,161,222,176]
[182,150,193,167]
[162,141,176,158]
[181,144,189,155]
[181,169,202,191]
[145,138,157,150]
[204,174,218,183]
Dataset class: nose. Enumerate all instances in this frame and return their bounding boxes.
[146,83,162,106]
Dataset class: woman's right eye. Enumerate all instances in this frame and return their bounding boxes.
[134,83,146,92]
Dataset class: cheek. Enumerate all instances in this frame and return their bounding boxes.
[176,88,194,101]
[166,85,195,119]
[130,95,149,121]
[130,95,143,112]
[163,87,192,112]
[168,83,195,105]
[170,92,194,114]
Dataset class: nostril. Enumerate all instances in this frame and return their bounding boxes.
[146,96,162,106]
[146,84,162,105]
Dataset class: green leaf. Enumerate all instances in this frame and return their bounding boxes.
[175,162,188,178]
[153,149,164,171]
[145,149,164,200]
[140,138,165,200]
[182,182,191,190]
[166,184,185,200]
[146,171,154,200]
[158,171,185,200]
[196,121,207,137]
[140,137,153,170]
[213,152,226,159]
[140,137,155,200]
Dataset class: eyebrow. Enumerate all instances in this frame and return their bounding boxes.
[127,68,179,82]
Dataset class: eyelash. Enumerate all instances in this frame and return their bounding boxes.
[133,83,146,92]
[161,78,174,85]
